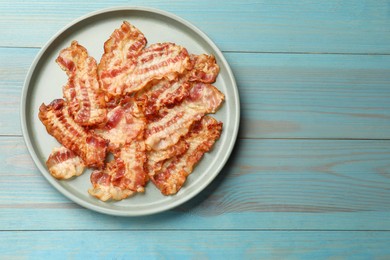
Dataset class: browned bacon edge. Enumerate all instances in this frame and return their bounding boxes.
[39,99,108,168]
[98,21,147,72]
[98,21,192,98]
[46,146,85,180]
[189,54,220,83]
[98,21,147,97]
[135,54,220,120]
[146,138,190,178]
[88,159,135,201]
[144,82,225,151]
[150,116,223,195]
[88,139,147,201]
[122,42,192,96]
[56,41,107,126]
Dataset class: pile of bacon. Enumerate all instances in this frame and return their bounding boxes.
[38,21,224,201]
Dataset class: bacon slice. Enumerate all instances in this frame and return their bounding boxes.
[121,42,191,94]
[56,41,107,126]
[150,116,223,195]
[89,139,147,201]
[98,21,147,96]
[39,99,108,168]
[93,98,146,152]
[135,53,219,119]
[145,82,224,151]
[135,77,191,120]
[189,54,220,83]
[146,138,189,178]
[98,21,191,97]
[88,160,134,201]
[46,146,85,180]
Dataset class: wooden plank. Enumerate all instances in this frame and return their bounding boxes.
[4,47,390,138]
[1,1,390,53]
[2,137,390,230]
[0,47,34,135]
[228,53,390,139]
[1,230,390,258]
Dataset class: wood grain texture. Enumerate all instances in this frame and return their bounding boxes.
[1,231,390,259]
[2,0,390,257]
[3,48,390,138]
[1,1,390,53]
[2,137,390,230]
[229,53,390,139]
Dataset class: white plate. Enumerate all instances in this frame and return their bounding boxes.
[21,7,240,216]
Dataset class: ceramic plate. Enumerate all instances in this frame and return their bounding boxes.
[21,7,240,216]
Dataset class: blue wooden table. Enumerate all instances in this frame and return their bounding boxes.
[2,0,390,258]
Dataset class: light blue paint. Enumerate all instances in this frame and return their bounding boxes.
[1,0,390,258]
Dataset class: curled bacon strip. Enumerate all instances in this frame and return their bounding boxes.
[56,41,107,126]
[189,54,220,83]
[98,21,191,97]
[46,146,85,180]
[135,54,220,120]
[145,82,224,151]
[146,138,189,178]
[39,99,108,168]
[135,77,191,120]
[98,21,147,96]
[150,116,223,195]
[89,139,147,201]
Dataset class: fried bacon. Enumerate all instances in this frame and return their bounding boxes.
[39,99,108,168]
[121,42,191,94]
[135,76,191,120]
[56,41,107,126]
[98,21,191,97]
[135,54,219,119]
[150,116,222,195]
[145,82,224,151]
[89,139,147,201]
[98,21,147,96]
[146,138,189,178]
[189,54,220,83]
[46,146,85,180]
[40,21,225,202]
[93,98,146,152]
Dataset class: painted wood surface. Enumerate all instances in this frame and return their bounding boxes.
[2,231,390,259]
[1,1,390,53]
[1,0,390,258]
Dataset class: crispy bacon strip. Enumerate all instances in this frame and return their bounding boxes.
[150,116,222,195]
[98,21,191,96]
[135,54,219,119]
[98,21,147,96]
[189,54,220,83]
[56,41,107,126]
[88,159,134,201]
[121,42,191,94]
[135,77,191,120]
[93,98,146,152]
[145,82,224,151]
[89,140,147,201]
[46,146,85,180]
[39,99,108,168]
[146,138,189,178]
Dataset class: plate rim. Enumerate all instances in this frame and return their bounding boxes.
[20,6,240,216]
